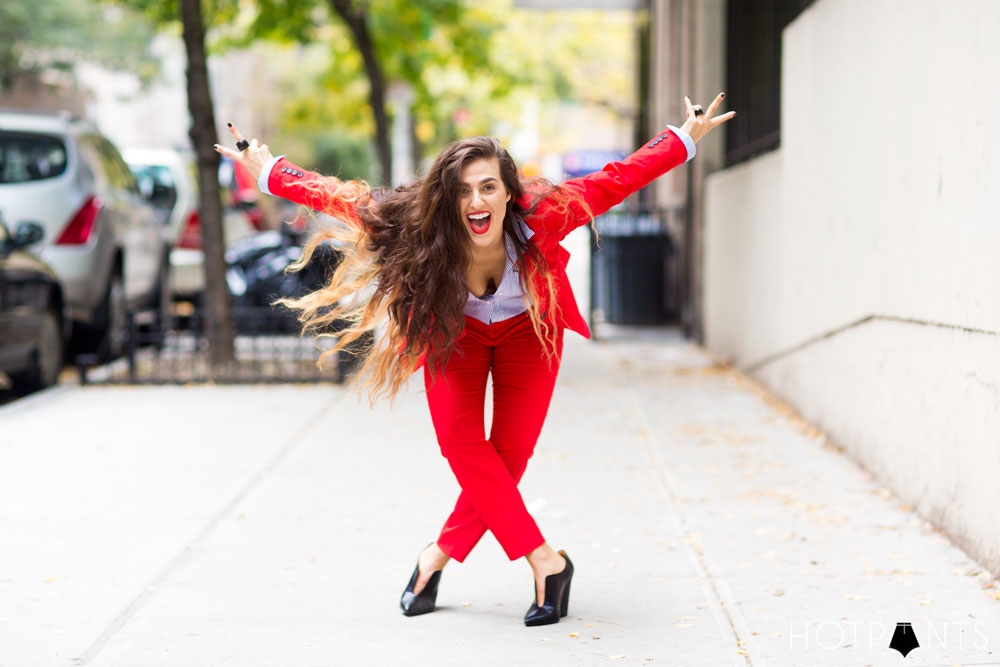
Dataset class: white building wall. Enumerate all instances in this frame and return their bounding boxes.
[703,0,1000,572]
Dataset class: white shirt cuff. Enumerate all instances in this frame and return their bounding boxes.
[667,126,696,162]
[257,155,285,195]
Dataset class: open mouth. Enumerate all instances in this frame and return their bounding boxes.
[467,211,491,235]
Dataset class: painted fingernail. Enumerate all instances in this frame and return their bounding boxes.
[720,92,726,98]
[227,122,232,127]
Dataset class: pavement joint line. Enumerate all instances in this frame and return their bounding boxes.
[74,387,352,665]
[628,385,755,667]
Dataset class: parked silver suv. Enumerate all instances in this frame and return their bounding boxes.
[0,111,170,359]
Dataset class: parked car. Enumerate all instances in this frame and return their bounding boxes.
[0,217,66,393]
[0,111,171,360]
[122,148,256,302]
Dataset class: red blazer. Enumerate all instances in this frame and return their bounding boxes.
[265,128,691,339]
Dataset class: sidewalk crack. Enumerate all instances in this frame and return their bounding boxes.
[628,387,755,667]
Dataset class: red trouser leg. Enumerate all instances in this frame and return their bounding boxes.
[425,314,563,562]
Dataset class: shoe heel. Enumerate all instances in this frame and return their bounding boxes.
[559,579,571,618]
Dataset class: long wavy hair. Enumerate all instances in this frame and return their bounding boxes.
[281,136,589,403]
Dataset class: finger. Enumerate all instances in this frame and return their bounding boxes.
[684,95,694,116]
[214,143,241,160]
[706,92,725,118]
[709,110,737,127]
[226,122,245,143]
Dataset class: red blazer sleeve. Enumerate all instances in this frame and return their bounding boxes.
[523,128,690,240]
[266,157,365,228]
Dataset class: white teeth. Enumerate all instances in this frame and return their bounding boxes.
[468,212,489,220]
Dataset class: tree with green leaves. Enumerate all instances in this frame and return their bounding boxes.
[252,3,637,182]
[0,0,158,92]
[180,0,234,365]
[243,0,501,185]
[114,0,237,365]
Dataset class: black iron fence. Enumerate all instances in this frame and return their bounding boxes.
[76,307,362,385]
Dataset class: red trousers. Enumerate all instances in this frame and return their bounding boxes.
[424,313,563,562]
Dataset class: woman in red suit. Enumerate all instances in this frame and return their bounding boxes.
[216,94,733,626]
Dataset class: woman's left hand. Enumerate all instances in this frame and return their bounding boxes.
[679,93,735,144]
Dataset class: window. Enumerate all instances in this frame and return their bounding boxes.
[725,0,814,165]
[78,134,141,194]
[129,163,179,212]
[0,132,68,183]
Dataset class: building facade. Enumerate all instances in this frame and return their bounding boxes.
[650,0,1000,574]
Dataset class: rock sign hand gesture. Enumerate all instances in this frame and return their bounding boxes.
[214,123,274,183]
[680,93,735,144]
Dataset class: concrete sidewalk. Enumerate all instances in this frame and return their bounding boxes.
[1,332,998,667]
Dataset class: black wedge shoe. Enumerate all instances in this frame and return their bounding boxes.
[524,550,574,627]
[400,563,442,617]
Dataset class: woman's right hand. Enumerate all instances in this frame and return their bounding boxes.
[213,123,274,183]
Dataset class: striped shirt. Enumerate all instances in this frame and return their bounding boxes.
[463,220,534,325]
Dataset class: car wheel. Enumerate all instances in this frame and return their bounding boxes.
[143,254,172,348]
[82,271,128,362]
[10,309,64,394]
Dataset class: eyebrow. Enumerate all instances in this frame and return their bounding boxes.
[463,177,499,186]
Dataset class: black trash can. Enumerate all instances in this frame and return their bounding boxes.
[590,209,675,326]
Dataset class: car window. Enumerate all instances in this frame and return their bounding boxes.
[0,132,69,183]
[129,163,178,212]
[77,134,141,194]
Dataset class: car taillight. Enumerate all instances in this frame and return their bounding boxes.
[56,196,102,245]
[176,210,202,249]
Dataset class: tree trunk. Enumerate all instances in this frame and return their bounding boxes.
[328,0,391,186]
[180,0,234,365]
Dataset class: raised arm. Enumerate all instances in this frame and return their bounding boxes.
[524,93,734,239]
[214,123,366,227]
